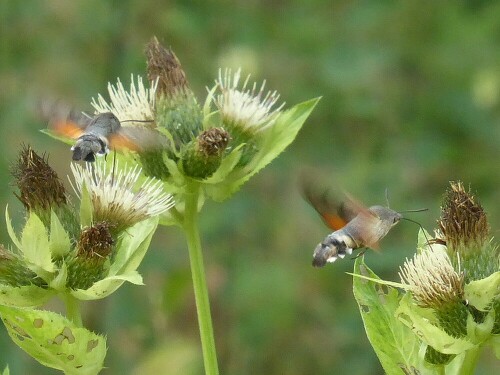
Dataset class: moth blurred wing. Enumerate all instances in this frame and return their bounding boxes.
[50,120,85,140]
[109,126,165,152]
[301,180,356,230]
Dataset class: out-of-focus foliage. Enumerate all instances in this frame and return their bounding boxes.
[0,1,498,374]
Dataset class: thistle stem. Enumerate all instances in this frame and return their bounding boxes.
[183,180,219,375]
[458,347,481,375]
[63,294,83,327]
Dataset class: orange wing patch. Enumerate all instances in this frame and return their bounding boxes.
[321,213,348,231]
[51,120,84,139]
[108,133,141,152]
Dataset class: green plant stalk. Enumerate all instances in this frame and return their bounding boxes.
[183,180,219,375]
[457,347,481,375]
[63,294,83,327]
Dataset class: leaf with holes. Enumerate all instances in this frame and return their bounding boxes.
[0,305,106,375]
[352,257,424,375]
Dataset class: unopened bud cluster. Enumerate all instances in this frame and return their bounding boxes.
[1,146,172,298]
[398,181,499,365]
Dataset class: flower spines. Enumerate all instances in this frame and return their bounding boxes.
[155,93,203,148]
[438,181,489,250]
[212,68,284,167]
[11,145,79,238]
[70,162,173,234]
[438,181,497,281]
[0,245,46,287]
[181,127,230,179]
[11,145,67,211]
[66,222,114,290]
[145,36,189,98]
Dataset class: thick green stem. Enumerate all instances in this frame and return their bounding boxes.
[183,180,219,375]
[457,347,481,375]
[63,294,83,327]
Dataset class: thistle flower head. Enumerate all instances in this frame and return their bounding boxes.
[198,127,230,157]
[213,68,284,133]
[91,75,157,125]
[70,161,174,231]
[145,36,189,97]
[11,145,67,211]
[438,181,489,250]
[77,222,114,260]
[181,127,231,179]
[399,247,464,309]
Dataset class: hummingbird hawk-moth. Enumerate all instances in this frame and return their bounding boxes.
[39,100,162,162]
[302,181,403,267]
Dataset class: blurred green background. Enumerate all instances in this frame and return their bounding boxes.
[0,1,499,374]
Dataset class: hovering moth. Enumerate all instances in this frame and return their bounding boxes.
[39,101,161,162]
[302,182,402,267]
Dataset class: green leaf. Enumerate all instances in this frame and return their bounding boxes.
[79,184,93,228]
[1,366,9,375]
[352,257,422,375]
[40,128,74,146]
[203,144,244,184]
[49,210,71,257]
[396,293,476,354]
[467,310,494,344]
[70,271,143,300]
[464,272,500,311]
[5,205,22,251]
[109,216,158,276]
[0,285,53,307]
[21,213,54,274]
[48,262,68,291]
[254,97,320,172]
[0,306,106,375]
[205,98,320,201]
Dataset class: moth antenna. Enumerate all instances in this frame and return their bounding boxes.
[121,119,154,123]
[401,217,431,247]
[398,208,428,213]
[385,188,390,208]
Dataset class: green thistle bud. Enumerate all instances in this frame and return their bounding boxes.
[66,222,114,290]
[181,127,230,179]
[438,181,489,250]
[11,145,67,211]
[145,37,203,151]
[155,93,203,149]
[145,36,189,98]
[0,245,45,288]
[438,181,497,281]
[11,145,79,237]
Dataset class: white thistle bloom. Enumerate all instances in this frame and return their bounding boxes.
[91,74,158,125]
[399,247,464,308]
[70,161,173,230]
[213,68,285,132]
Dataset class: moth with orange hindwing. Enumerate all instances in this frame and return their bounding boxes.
[301,175,426,267]
[39,101,163,162]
